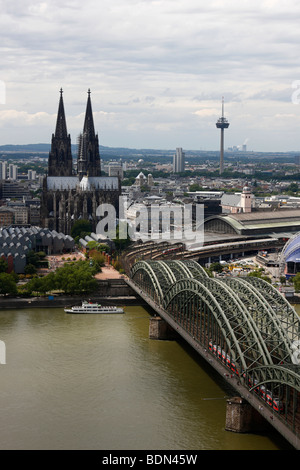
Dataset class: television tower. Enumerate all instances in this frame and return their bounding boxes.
[216,97,230,175]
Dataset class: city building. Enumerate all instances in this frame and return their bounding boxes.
[173,148,185,173]
[204,209,300,239]
[8,164,18,180]
[0,162,7,180]
[0,226,75,273]
[108,161,123,179]
[28,170,37,180]
[0,207,14,227]
[0,180,31,200]
[221,184,254,214]
[7,202,28,225]
[133,172,147,188]
[41,89,120,235]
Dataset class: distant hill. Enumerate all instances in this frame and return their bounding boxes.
[0,143,175,154]
[0,143,51,153]
[0,143,177,160]
[0,144,298,164]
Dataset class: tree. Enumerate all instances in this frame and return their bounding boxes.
[247,270,271,283]
[23,260,98,296]
[89,251,106,271]
[280,276,286,285]
[209,262,223,273]
[26,251,48,269]
[292,273,300,292]
[86,240,99,251]
[189,183,203,192]
[24,264,37,275]
[287,182,299,193]
[71,220,92,240]
[113,223,131,252]
[98,244,109,253]
[25,273,57,296]
[26,250,40,267]
[0,273,17,296]
[54,260,98,294]
[204,267,213,278]
[0,258,8,273]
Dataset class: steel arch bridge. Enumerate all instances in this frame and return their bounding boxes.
[129,259,300,448]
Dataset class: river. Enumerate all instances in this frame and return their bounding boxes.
[0,304,294,450]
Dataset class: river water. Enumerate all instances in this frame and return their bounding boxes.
[0,304,294,450]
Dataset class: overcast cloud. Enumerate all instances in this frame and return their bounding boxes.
[1,0,300,151]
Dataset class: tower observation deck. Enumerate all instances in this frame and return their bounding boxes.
[216,97,230,175]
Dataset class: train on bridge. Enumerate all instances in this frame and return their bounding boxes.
[209,341,284,413]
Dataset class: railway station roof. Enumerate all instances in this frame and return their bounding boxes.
[204,209,300,238]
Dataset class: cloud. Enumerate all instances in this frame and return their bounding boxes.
[1,0,300,150]
[0,110,54,126]
[194,109,220,118]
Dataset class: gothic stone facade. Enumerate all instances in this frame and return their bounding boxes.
[41,90,120,235]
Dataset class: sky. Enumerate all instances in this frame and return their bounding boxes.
[1,0,300,152]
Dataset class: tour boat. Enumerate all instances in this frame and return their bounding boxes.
[64,300,124,314]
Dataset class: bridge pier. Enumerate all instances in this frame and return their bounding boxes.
[149,316,179,340]
[225,397,269,434]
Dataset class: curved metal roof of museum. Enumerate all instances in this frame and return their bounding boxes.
[281,231,300,263]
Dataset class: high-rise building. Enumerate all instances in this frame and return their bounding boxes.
[8,164,18,180]
[173,147,185,173]
[28,170,37,180]
[0,162,7,180]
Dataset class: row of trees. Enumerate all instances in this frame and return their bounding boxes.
[0,260,101,297]
[21,260,99,296]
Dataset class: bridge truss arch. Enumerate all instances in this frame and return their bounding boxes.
[130,259,300,371]
[130,258,300,445]
[130,259,300,370]
[223,277,295,364]
[130,260,165,303]
[163,276,272,372]
[246,365,300,392]
[244,277,300,343]
[130,259,208,303]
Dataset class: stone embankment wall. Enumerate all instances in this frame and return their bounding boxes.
[0,279,144,309]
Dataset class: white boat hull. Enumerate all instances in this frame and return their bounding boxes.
[64,301,124,314]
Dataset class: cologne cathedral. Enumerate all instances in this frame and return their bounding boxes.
[40,89,120,235]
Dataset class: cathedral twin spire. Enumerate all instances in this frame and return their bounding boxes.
[48,89,101,179]
[54,88,68,140]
